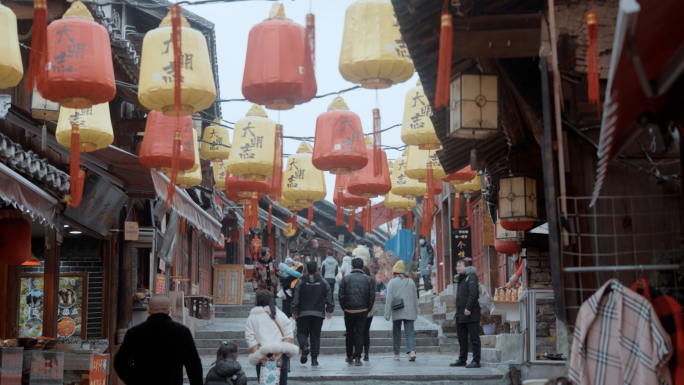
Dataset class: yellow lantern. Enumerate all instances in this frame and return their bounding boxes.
[174,166,202,189]
[282,142,326,208]
[449,73,499,139]
[401,81,439,149]
[405,146,447,181]
[391,149,425,198]
[227,104,276,181]
[55,103,114,152]
[138,10,217,116]
[200,119,231,162]
[339,0,414,89]
[31,89,60,120]
[455,175,482,194]
[213,160,229,190]
[188,129,201,173]
[385,161,416,210]
[0,4,23,88]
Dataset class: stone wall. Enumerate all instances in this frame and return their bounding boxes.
[526,249,552,289]
[526,248,557,354]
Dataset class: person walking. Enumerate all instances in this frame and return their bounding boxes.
[114,295,203,385]
[253,247,279,296]
[417,235,434,294]
[204,342,247,385]
[338,258,375,366]
[246,291,298,385]
[290,261,334,367]
[384,261,419,362]
[362,266,378,361]
[279,257,301,318]
[340,251,353,278]
[320,251,339,291]
[450,260,482,368]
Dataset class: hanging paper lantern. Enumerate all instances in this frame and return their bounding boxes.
[499,176,538,232]
[391,149,425,199]
[385,161,416,211]
[139,111,195,173]
[213,160,229,190]
[443,165,477,185]
[312,97,368,174]
[0,4,23,88]
[494,220,521,255]
[0,218,31,265]
[138,9,216,116]
[242,4,316,110]
[347,137,391,199]
[31,88,60,121]
[226,174,269,200]
[449,73,499,139]
[401,81,439,149]
[40,2,116,108]
[200,119,231,162]
[282,142,326,208]
[55,103,114,152]
[227,105,276,181]
[455,175,482,227]
[405,146,447,181]
[339,0,414,89]
[333,174,368,210]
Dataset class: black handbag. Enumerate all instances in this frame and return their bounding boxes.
[391,279,410,310]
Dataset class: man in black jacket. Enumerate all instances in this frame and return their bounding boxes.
[338,258,375,366]
[450,260,482,368]
[291,261,334,367]
[114,295,203,385]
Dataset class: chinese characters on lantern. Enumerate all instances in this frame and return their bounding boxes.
[406,91,432,130]
[51,23,87,74]
[160,35,194,84]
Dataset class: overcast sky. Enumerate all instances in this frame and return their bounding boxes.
[185,0,420,203]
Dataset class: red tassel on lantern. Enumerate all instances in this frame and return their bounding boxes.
[434,0,453,109]
[271,125,284,201]
[336,187,344,226]
[267,204,273,234]
[171,4,183,112]
[585,4,600,114]
[425,165,434,233]
[306,13,315,72]
[68,124,84,207]
[373,109,382,175]
[466,195,472,227]
[251,192,259,229]
[406,208,413,230]
[349,210,355,232]
[243,201,251,235]
[307,207,314,227]
[453,192,460,229]
[26,0,47,93]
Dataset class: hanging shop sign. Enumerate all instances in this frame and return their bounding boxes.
[451,226,472,276]
[159,211,180,264]
[125,221,139,241]
[63,171,127,237]
[19,274,87,339]
[155,274,166,294]
[0,347,23,385]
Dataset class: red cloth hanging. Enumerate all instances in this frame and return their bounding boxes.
[271,125,284,201]
[434,0,452,109]
[251,193,259,229]
[166,5,184,207]
[585,3,600,113]
[243,201,250,235]
[26,0,47,93]
[453,192,460,229]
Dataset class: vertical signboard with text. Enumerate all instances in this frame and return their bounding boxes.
[451,224,472,277]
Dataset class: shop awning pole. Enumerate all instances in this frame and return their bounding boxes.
[563,264,680,273]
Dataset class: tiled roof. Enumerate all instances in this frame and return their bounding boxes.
[0,132,69,194]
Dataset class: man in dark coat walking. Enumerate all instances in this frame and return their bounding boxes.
[114,295,203,385]
[291,261,334,367]
[338,258,375,366]
[450,260,482,368]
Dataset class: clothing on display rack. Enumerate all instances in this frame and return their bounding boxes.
[630,278,684,385]
[569,279,674,385]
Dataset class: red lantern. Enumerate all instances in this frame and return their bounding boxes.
[333,174,368,210]
[442,165,477,185]
[242,4,316,110]
[312,97,368,174]
[139,112,195,173]
[225,174,269,199]
[347,139,391,199]
[39,2,115,108]
[0,219,32,265]
[500,220,535,232]
[495,237,521,255]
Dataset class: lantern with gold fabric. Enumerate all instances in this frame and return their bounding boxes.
[213,160,229,190]
[0,4,23,88]
[385,160,416,229]
[138,10,216,116]
[282,142,326,225]
[200,119,231,162]
[404,146,446,182]
[227,105,276,181]
[401,81,439,149]
[56,103,114,152]
[338,0,414,89]
[391,149,425,199]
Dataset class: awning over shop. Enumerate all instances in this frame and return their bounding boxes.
[592,0,684,206]
[151,171,222,243]
[0,163,58,227]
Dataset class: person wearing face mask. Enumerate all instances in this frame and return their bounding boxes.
[417,235,434,294]
[504,255,524,290]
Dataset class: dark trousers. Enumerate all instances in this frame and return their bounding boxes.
[457,321,481,363]
[282,297,292,318]
[422,273,433,291]
[255,355,289,385]
[296,316,324,357]
[363,316,373,355]
[326,278,336,292]
[344,311,368,359]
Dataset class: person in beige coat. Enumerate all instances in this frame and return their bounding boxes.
[384,260,419,362]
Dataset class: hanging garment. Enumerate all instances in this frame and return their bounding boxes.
[630,278,684,385]
[569,279,673,385]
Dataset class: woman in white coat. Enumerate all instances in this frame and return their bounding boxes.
[384,260,419,362]
[245,291,299,385]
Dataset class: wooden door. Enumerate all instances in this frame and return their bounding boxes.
[213,264,243,305]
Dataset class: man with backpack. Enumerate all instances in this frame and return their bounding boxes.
[450,260,481,368]
[417,235,435,294]
[320,250,339,292]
